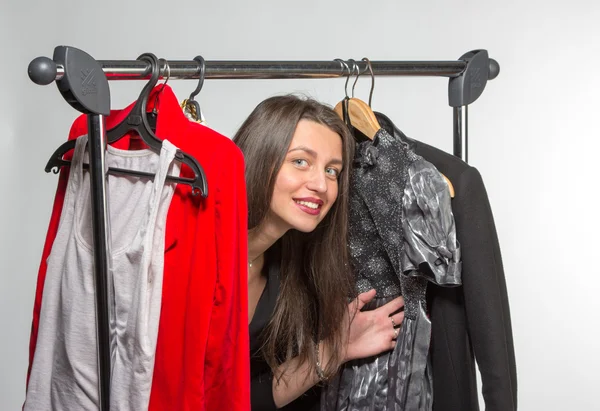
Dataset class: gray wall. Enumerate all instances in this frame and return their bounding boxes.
[2,0,599,409]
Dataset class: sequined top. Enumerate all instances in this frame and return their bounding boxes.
[348,128,462,300]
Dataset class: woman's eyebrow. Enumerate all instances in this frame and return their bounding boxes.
[288,146,317,157]
[288,146,343,166]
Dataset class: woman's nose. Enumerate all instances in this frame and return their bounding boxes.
[305,170,327,193]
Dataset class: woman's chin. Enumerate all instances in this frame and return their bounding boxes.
[290,221,319,234]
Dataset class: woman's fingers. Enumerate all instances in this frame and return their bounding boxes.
[389,311,405,328]
[353,289,377,311]
[377,296,404,315]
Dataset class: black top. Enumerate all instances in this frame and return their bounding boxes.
[249,260,321,411]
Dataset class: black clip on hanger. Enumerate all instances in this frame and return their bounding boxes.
[45,53,209,198]
[184,56,205,121]
[147,58,171,131]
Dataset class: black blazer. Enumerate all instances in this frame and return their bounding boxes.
[376,113,518,411]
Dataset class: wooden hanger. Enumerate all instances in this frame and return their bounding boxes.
[333,59,455,197]
[333,59,381,140]
[334,99,455,198]
[442,175,455,197]
[334,97,381,140]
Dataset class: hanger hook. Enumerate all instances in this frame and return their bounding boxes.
[362,57,375,107]
[157,58,171,94]
[134,53,161,119]
[152,58,171,114]
[347,59,359,98]
[351,59,366,98]
[161,58,171,86]
[189,56,206,101]
[136,52,161,93]
[334,58,351,98]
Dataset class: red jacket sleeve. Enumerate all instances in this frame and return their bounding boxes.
[204,143,250,410]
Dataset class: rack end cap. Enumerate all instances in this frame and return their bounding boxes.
[28,56,57,85]
[489,58,500,80]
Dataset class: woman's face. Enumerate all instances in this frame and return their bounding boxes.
[269,119,343,234]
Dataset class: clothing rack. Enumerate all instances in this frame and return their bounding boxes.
[27,45,500,411]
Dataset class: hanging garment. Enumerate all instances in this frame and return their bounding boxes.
[375,112,517,411]
[26,85,250,411]
[322,128,461,411]
[25,135,179,410]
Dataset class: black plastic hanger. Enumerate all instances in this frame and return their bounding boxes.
[105,53,164,147]
[45,53,208,197]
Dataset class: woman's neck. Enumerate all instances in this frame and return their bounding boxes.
[248,219,286,282]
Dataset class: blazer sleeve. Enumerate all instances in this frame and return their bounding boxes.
[454,166,517,411]
[204,143,251,410]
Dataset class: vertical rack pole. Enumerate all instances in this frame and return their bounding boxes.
[453,106,468,162]
[87,113,112,411]
[28,46,113,410]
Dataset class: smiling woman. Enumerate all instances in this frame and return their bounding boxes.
[233,95,406,411]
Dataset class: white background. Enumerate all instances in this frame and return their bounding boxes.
[2,1,599,409]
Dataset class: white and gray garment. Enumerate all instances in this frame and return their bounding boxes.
[322,128,461,411]
[25,135,180,410]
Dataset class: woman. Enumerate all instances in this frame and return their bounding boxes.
[233,95,405,410]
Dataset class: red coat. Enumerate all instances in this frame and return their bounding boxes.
[27,85,250,411]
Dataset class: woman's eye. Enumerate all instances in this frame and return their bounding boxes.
[326,167,340,177]
[293,159,309,167]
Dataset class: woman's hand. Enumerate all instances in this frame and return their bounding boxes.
[342,289,405,363]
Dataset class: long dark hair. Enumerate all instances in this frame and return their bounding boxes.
[233,94,355,381]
